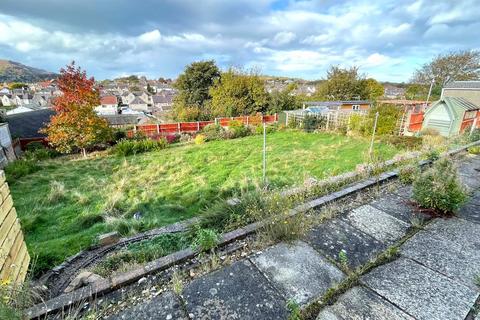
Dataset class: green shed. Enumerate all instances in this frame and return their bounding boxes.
[422,97,479,137]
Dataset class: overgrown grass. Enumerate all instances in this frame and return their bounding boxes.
[9,131,400,275]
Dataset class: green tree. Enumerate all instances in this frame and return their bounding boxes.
[412,50,480,86]
[316,66,381,101]
[173,60,220,120]
[8,82,28,90]
[268,84,300,113]
[209,68,269,117]
[405,84,428,100]
[146,83,155,94]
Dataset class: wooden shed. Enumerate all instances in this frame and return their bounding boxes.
[422,97,480,137]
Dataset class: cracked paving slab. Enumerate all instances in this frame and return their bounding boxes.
[341,205,410,244]
[316,286,415,320]
[305,218,387,270]
[361,257,479,320]
[250,241,345,305]
[182,260,288,320]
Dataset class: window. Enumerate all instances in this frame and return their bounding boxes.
[352,105,360,110]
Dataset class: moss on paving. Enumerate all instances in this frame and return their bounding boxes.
[9,131,400,274]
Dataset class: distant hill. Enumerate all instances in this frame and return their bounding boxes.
[0,60,57,83]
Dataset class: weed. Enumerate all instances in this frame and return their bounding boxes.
[398,163,420,184]
[474,274,480,287]
[338,250,349,270]
[413,157,467,214]
[4,159,40,184]
[171,270,183,295]
[191,228,220,252]
[287,299,302,320]
[409,216,425,229]
[47,180,66,203]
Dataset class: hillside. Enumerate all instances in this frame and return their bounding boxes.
[0,59,57,83]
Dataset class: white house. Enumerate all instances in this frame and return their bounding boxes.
[129,97,149,111]
[1,94,13,107]
[95,95,118,115]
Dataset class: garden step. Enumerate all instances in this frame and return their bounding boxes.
[316,286,414,320]
[340,205,410,244]
[401,230,480,290]
[181,260,289,320]
[250,241,346,305]
[305,218,387,270]
[361,257,479,320]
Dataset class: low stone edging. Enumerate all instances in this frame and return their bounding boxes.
[26,140,480,319]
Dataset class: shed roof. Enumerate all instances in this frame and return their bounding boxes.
[6,108,54,138]
[443,81,480,89]
[303,100,371,107]
[427,97,479,120]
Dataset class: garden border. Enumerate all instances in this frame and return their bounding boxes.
[25,140,480,319]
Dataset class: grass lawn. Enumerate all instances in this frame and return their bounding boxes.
[9,130,400,274]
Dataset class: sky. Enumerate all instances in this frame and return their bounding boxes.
[0,0,479,82]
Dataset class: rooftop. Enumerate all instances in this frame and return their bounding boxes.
[443,81,480,89]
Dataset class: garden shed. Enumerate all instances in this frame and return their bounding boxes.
[422,97,480,137]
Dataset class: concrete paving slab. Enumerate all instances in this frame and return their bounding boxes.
[468,191,480,206]
[316,286,414,320]
[361,257,479,320]
[370,193,422,224]
[425,218,480,251]
[108,291,186,320]
[459,173,480,191]
[250,241,345,305]
[458,202,480,224]
[182,260,288,320]
[341,205,410,244]
[392,185,413,199]
[402,230,480,289]
[305,218,387,270]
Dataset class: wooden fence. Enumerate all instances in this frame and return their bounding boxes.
[127,114,278,138]
[0,171,30,285]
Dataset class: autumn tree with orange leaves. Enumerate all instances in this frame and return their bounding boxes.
[42,62,111,157]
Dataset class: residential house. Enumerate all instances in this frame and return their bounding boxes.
[152,93,174,111]
[303,100,371,111]
[95,95,118,115]
[13,94,34,106]
[442,81,480,106]
[383,84,406,99]
[101,114,149,128]
[129,97,149,112]
[1,94,13,107]
[0,87,10,94]
[123,91,150,106]
[422,97,480,137]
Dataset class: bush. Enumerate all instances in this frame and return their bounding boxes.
[166,134,180,144]
[254,123,278,135]
[398,164,420,184]
[191,228,220,252]
[468,146,480,155]
[4,159,39,183]
[194,134,206,145]
[115,138,168,156]
[112,130,127,142]
[202,124,225,141]
[226,120,251,139]
[382,135,423,150]
[413,157,467,214]
[24,141,45,151]
[467,128,480,143]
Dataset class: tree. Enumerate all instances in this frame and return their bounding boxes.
[41,62,111,157]
[316,66,381,101]
[146,83,155,94]
[209,68,269,117]
[173,60,220,120]
[362,78,384,101]
[267,84,300,113]
[9,82,28,90]
[405,84,428,100]
[412,50,480,86]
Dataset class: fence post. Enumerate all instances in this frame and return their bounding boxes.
[197,122,200,132]
[246,116,249,126]
[470,118,478,136]
[133,125,137,133]
[177,123,180,133]
[326,113,330,131]
[369,112,380,156]
[156,124,160,134]
[215,118,218,125]
[263,122,267,186]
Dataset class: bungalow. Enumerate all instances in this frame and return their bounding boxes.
[95,95,118,115]
[303,100,371,111]
[442,81,480,106]
[422,97,479,137]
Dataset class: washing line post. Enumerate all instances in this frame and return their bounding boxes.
[369,112,380,156]
[262,122,267,186]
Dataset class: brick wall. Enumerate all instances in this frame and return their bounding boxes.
[0,171,30,284]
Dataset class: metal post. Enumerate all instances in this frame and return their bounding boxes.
[262,122,267,186]
[426,78,435,106]
[369,112,380,156]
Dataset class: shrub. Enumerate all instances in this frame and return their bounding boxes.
[202,124,225,141]
[4,159,39,183]
[24,141,45,151]
[226,120,251,139]
[194,134,206,145]
[413,157,467,214]
[382,135,423,150]
[115,138,168,156]
[467,128,480,143]
[420,128,440,136]
[112,130,127,142]
[191,228,220,252]
[254,123,278,135]
[398,164,420,184]
[179,133,193,143]
[425,149,440,162]
[166,134,180,144]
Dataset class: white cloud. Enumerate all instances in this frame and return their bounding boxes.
[272,31,296,45]
[365,53,389,66]
[138,29,161,44]
[379,23,411,36]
